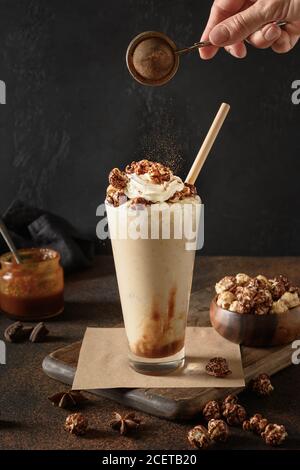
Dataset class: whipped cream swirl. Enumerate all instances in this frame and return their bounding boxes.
[124,172,185,203]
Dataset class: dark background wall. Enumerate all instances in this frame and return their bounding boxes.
[0,0,299,255]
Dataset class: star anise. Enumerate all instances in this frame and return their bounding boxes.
[110,412,141,435]
[48,390,87,409]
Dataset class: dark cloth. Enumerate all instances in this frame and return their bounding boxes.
[0,200,95,272]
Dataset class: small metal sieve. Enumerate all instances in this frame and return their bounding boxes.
[126,22,287,87]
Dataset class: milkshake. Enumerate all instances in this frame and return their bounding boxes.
[106,160,200,374]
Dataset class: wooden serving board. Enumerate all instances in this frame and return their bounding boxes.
[42,289,295,420]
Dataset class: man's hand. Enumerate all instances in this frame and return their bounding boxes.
[200,0,300,59]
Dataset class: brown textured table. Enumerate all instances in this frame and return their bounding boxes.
[0,256,300,450]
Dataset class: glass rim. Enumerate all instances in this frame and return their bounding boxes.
[0,247,61,266]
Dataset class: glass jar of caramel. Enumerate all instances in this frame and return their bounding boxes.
[0,248,64,321]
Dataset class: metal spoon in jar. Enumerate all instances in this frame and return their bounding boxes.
[0,218,22,264]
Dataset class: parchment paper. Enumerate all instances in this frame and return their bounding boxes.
[72,327,245,390]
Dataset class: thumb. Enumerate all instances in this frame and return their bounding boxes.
[209,1,279,46]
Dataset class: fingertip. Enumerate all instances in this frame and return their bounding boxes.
[199,45,219,60]
[272,31,293,53]
[248,26,281,49]
[237,42,247,58]
[263,24,281,42]
[209,24,231,46]
[225,42,247,59]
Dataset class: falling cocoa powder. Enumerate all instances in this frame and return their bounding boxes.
[136,112,184,174]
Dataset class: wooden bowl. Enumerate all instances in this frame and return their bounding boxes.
[210,299,300,347]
